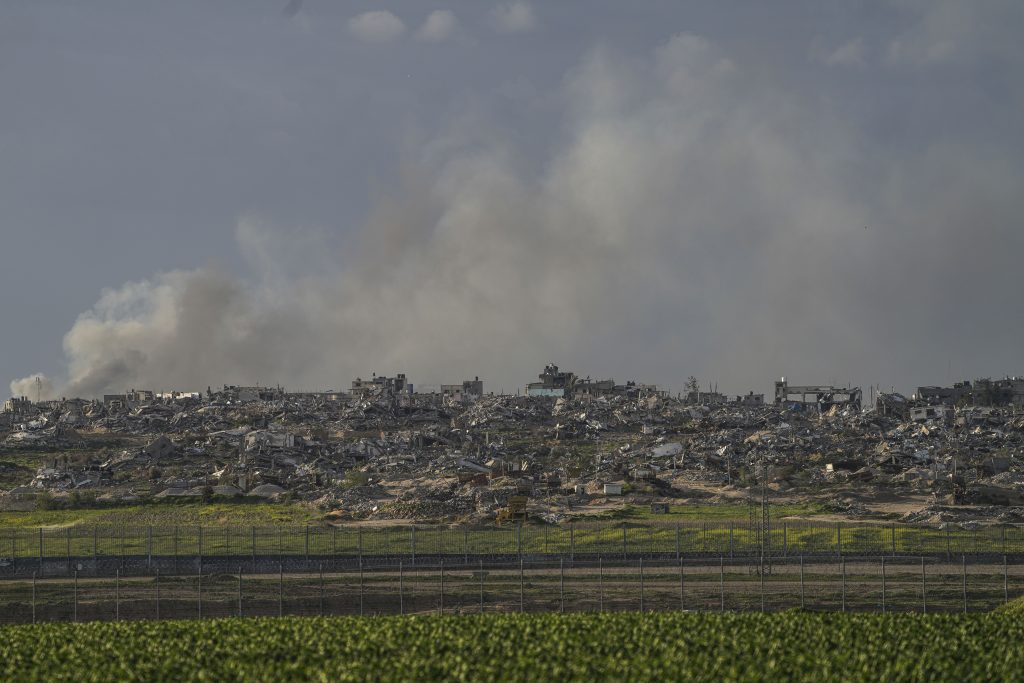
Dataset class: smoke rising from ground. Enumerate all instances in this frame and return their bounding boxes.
[13,31,1024,398]
[9,374,55,402]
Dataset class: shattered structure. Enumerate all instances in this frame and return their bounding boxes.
[775,378,862,411]
[2,368,1024,527]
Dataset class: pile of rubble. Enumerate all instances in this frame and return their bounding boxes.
[1,388,1023,524]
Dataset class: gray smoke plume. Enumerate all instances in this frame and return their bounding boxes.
[12,30,1024,398]
[9,373,55,402]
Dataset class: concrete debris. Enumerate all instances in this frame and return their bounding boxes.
[1,370,1024,524]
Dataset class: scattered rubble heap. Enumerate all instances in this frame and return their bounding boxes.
[2,386,1023,524]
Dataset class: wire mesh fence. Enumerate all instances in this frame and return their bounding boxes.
[3,521,1024,579]
[0,555,1018,625]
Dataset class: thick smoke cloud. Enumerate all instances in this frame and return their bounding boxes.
[14,29,1024,398]
[9,374,55,402]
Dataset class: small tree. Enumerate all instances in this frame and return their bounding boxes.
[685,376,699,396]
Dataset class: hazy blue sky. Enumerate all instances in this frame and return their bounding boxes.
[3,1,1022,398]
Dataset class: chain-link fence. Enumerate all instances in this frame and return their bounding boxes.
[2,521,1023,578]
[0,555,1017,624]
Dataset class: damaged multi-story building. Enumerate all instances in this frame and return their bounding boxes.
[915,377,1024,409]
[440,377,484,402]
[351,373,413,398]
[526,364,576,397]
[774,378,863,411]
[526,364,662,400]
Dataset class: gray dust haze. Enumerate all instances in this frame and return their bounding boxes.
[4,2,1023,398]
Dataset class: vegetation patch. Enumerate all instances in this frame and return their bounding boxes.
[0,612,1021,682]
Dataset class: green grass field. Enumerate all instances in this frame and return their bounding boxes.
[0,612,1020,682]
[0,501,323,529]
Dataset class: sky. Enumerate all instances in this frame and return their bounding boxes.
[2,1,1022,400]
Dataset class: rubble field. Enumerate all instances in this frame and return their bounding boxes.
[2,391,1024,529]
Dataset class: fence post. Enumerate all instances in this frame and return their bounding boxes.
[921,557,927,614]
[799,555,804,610]
[198,568,202,619]
[676,524,681,560]
[1005,555,1009,605]
[147,526,153,570]
[399,560,404,616]
[841,558,846,613]
[251,527,256,573]
[66,528,71,575]
[173,526,178,575]
[783,523,787,557]
[38,527,42,576]
[464,528,468,565]
[279,564,284,617]
[305,525,310,568]
[639,558,644,613]
[74,569,78,622]
[155,568,160,620]
[479,559,484,613]
[439,558,444,615]
[358,528,363,565]
[519,557,524,613]
[359,558,364,617]
[962,555,968,614]
[560,557,565,613]
[719,556,725,612]
[238,567,243,618]
[760,555,765,613]
[569,524,575,565]
[679,557,684,611]
[945,526,951,560]
[198,527,204,575]
[319,563,324,616]
[729,524,734,558]
[599,556,604,613]
[622,524,627,560]
[891,525,897,556]
[881,557,886,614]
[411,526,416,565]
[32,571,37,624]
[114,569,118,622]
[517,524,522,558]
[837,524,842,557]
[1002,526,1007,555]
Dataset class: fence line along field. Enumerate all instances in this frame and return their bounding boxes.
[3,611,1024,682]
[1,556,1019,624]
[3,520,1024,572]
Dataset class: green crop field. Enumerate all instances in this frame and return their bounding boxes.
[1,612,1021,682]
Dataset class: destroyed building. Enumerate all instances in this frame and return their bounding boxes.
[440,378,484,402]
[2,397,32,415]
[527,364,576,397]
[528,365,661,400]
[685,389,728,406]
[916,378,1024,409]
[351,373,413,398]
[734,392,765,408]
[774,378,862,411]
